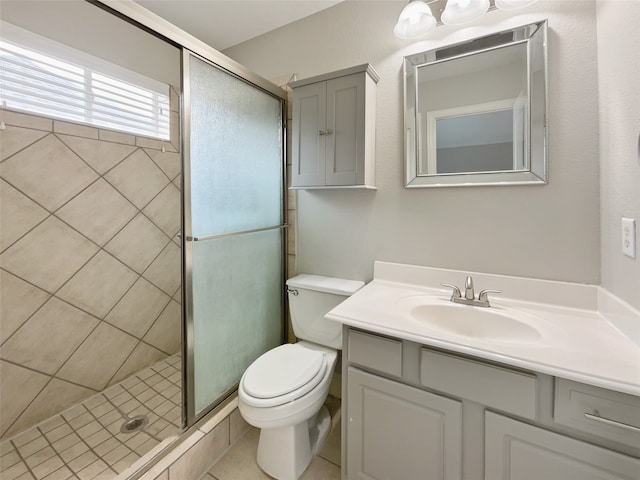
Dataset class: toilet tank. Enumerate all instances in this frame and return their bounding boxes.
[286,274,364,349]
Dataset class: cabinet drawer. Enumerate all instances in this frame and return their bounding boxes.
[555,378,640,448]
[420,348,537,419]
[348,330,402,377]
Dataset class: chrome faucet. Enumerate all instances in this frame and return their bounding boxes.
[464,275,475,300]
[441,276,501,308]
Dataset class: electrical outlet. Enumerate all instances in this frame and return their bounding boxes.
[622,217,636,258]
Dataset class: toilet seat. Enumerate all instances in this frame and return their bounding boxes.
[241,343,327,408]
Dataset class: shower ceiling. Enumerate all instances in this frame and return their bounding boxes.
[134,0,344,51]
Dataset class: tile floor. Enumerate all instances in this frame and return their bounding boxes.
[202,411,342,480]
[0,354,182,480]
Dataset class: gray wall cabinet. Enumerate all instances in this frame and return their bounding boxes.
[290,64,378,189]
[342,327,640,480]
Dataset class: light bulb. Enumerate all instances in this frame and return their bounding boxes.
[394,1,437,39]
[441,0,490,25]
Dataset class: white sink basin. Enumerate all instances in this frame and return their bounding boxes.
[403,298,542,343]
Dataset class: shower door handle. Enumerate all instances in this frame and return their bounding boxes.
[185,224,288,243]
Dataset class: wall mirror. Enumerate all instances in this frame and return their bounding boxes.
[404,21,547,187]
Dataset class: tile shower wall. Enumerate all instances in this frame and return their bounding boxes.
[0,86,182,440]
[1,354,182,480]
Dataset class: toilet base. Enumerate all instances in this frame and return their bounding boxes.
[257,406,331,480]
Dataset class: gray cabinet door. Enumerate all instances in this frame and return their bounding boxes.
[485,411,640,480]
[346,367,462,480]
[325,73,364,186]
[291,81,326,186]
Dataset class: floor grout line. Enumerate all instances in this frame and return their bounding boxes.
[0,353,183,480]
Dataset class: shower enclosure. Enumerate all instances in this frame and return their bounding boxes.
[182,52,285,423]
[0,1,287,478]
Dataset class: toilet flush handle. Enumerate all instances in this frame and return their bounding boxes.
[287,288,299,296]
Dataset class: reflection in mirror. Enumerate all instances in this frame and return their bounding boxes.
[404,21,547,187]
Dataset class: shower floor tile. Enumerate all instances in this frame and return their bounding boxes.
[0,354,182,480]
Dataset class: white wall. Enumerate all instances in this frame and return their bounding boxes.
[226,0,601,287]
[596,0,640,310]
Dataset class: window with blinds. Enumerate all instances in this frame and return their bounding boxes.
[0,32,170,140]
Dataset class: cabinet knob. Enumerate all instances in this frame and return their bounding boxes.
[318,129,334,136]
[318,130,325,136]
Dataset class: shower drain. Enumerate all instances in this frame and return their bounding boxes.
[120,415,149,434]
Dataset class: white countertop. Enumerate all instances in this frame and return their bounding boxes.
[326,262,640,397]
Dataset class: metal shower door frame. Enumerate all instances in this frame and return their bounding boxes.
[90,0,288,429]
[181,48,288,426]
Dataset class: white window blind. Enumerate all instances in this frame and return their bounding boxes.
[0,23,170,140]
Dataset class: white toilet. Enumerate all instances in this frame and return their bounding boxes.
[238,274,364,480]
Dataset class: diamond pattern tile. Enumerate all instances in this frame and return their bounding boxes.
[104,149,169,209]
[0,353,184,477]
[0,216,99,293]
[0,361,49,438]
[142,300,181,355]
[1,108,182,444]
[104,214,169,274]
[105,277,171,338]
[0,135,98,211]
[56,251,138,318]
[56,179,137,246]
[5,379,95,440]
[0,269,50,344]
[109,342,166,387]
[0,125,48,161]
[0,297,98,375]
[0,179,49,252]
[142,242,181,296]
[58,134,137,175]
[142,183,181,237]
[57,323,138,390]
[145,149,181,180]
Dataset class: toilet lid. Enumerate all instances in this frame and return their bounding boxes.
[242,343,325,400]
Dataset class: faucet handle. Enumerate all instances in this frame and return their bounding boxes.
[441,283,462,299]
[478,289,502,305]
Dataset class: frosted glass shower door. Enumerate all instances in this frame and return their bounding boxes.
[183,51,285,422]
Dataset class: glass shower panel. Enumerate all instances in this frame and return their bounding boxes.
[192,229,283,414]
[184,51,285,421]
[189,55,283,237]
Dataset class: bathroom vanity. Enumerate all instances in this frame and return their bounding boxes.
[327,262,640,480]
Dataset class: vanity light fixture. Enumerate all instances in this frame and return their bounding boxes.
[394,0,539,38]
[441,0,490,26]
[393,1,437,39]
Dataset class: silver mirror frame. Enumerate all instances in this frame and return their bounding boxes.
[403,20,548,188]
